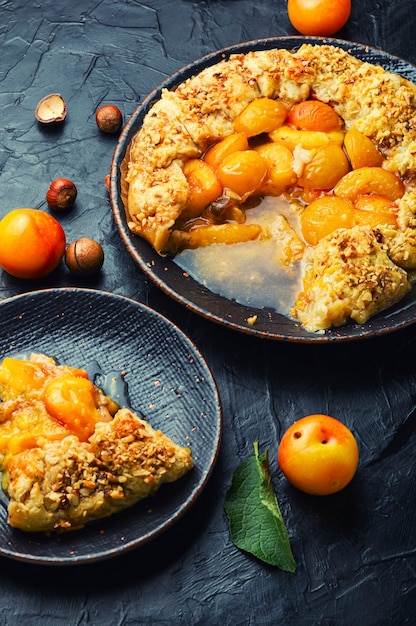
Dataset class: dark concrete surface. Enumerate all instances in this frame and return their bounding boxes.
[0,1,415,624]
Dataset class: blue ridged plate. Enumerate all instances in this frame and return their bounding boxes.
[0,288,222,565]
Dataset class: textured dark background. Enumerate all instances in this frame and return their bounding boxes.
[0,1,415,624]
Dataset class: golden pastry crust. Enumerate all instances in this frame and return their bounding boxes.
[3,408,193,532]
[291,226,410,332]
[124,44,416,331]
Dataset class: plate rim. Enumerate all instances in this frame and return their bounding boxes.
[110,36,416,343]
[0,287,222,565]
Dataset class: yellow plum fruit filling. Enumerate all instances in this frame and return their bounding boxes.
[0,353,118,461]
[168,95,406,255]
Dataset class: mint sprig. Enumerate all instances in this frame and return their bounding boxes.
[224,442,296,572]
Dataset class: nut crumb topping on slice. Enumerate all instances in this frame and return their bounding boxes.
[4,408,193,532]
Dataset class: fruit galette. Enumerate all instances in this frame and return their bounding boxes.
[123,44,416,332]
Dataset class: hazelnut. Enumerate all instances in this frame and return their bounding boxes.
[35,93,67,124]
[46,178,77,210]
[65,238,104,277]
[95,105,123,134]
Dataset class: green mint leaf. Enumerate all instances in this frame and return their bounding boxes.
[224,442,296,572]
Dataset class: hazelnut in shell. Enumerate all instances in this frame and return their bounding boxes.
[65,238,104,277]
[35,93,67,124]
[95,105,123,134]
[46,178,77,210]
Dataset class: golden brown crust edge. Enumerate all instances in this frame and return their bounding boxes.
[3,408,193,532]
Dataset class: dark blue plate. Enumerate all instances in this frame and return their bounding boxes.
[0,288,222,565]
[110,36,416,343]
